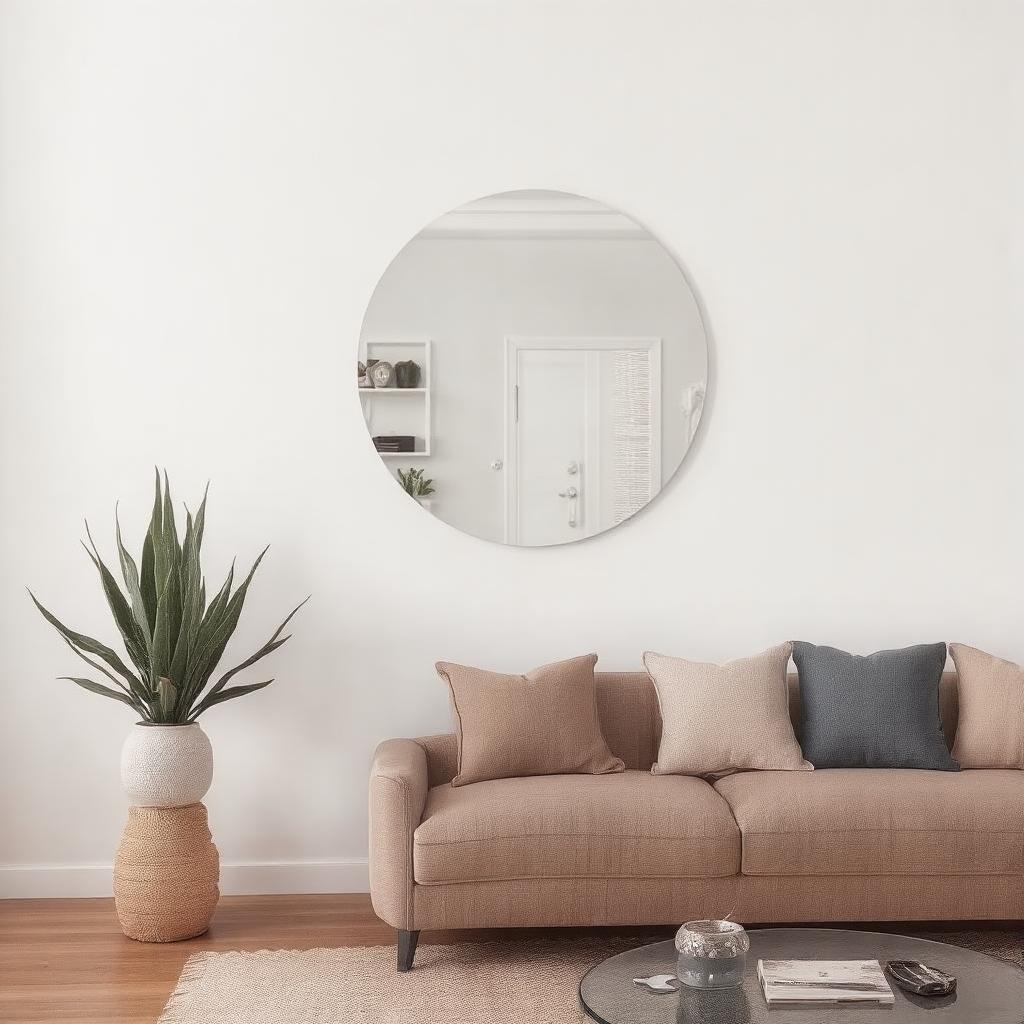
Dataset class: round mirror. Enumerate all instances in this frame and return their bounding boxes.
[359,190,708,546]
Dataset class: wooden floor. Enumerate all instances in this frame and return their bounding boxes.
[3,896,1018,1024]
[1,895,385,1024]
[0,894,674,1024]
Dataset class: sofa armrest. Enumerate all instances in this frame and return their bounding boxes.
[369,738,429,930]
[416,732,458,787]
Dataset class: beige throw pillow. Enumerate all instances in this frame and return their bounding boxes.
[644,643,812,776]
[435,653,625,787]
[950,643,1024,768]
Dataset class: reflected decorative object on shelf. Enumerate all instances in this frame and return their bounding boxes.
[369,360,395,388]
[675,920,750,989]
[357,360,371,388]
[395,360,421,388]
[359,340,432,458]
[358,190,709,547]
[28,470,308,941]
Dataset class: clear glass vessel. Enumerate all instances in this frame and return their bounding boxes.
[674,919,749,989]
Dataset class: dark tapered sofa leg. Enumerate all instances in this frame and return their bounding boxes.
[397,929,420,972]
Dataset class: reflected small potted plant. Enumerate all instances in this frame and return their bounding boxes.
[397,467,435,512]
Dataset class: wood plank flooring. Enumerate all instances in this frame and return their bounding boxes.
[3,894,1018,1024]
[1,895,388,1024]
[0,894,672,1024]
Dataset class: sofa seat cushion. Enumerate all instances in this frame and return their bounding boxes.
[414,770,740,885]
[714,769,1024,877]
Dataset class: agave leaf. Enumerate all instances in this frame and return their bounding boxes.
[192,483,209,554]
[200,636,288,703]
[199,559,234,634]
[151,560,182,683]
[140,525,157,632]
[167,505,193,675]
[156,470,180,597]
[180,505,193,577]
[115,507,152,654]
[170,507,204,684]
[58,635,150,714]
[29,589,144,691]
[181,561,233,709]
[190,678,273,719]
[181,564,203,654]
[58,635,130,692]
[185,492,207,604]
[82,527,148,676]
[60,676,138,707]
[180,548,267,708]
[140,472,161,632]
[148,467,166,597]
[202,595,309,704]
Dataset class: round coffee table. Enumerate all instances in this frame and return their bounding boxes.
[579,928,1024,1023]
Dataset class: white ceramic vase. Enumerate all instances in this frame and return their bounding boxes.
[120,723,214,807]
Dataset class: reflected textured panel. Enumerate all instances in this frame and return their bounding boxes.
[611,349,655,526]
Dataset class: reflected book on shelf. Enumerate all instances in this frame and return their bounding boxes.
[757,960,895,1005]
[373,435,415,453]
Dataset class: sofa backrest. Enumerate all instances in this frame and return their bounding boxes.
[595,670,961,771]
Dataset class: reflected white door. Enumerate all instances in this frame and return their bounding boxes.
[516,348,592,545]
[506,338,662,546]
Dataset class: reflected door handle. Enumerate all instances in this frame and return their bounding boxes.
[558,486,579,527]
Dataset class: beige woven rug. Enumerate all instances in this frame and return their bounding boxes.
[159,931,1024,1024]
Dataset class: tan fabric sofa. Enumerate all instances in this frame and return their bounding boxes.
[369,670,1024,970]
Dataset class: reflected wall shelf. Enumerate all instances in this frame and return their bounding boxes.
[359,339,432,457]
[359,387,427,395]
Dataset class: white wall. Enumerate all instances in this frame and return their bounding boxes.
[362,235,706,543]
[1,0,1021,897]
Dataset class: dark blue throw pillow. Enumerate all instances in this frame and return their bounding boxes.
[792,642,959,770]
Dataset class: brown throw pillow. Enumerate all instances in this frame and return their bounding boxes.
[435,653,624,787]
[950,643,1024,768]
[644,642,812,776]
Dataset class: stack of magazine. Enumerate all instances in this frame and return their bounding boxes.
[758,959,896,1005]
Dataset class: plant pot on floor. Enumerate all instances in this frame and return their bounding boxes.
[117,724,218,942]
[29,472,307,944]
[121,723,213,807]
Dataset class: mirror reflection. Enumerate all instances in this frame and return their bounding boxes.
[359,190,708,546]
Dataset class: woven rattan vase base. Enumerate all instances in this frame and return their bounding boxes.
[114,802,220,943]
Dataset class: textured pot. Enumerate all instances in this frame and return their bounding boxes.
[114,802,219,942]
[120,723,213,807]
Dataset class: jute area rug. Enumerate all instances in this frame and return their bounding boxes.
[158,930,1024,1024]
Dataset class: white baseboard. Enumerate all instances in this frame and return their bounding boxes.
[0,859,370,899]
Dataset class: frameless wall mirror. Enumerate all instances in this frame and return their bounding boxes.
[358,189,708,547]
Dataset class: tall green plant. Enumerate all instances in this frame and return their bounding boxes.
[29,471,307,724]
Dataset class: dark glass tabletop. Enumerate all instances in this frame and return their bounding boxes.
[579,928,1024,1024]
